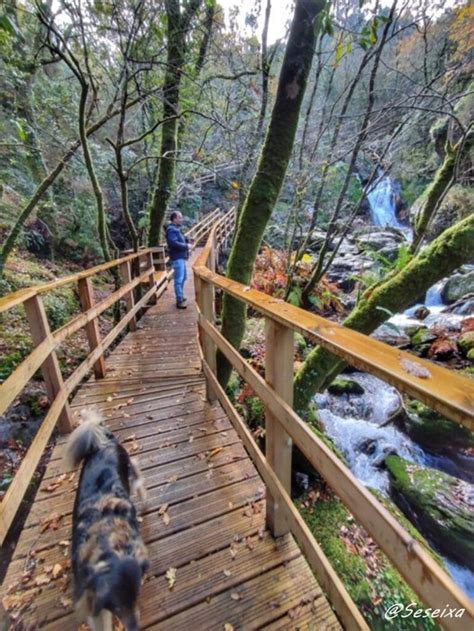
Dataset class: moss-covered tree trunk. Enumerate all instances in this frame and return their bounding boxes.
[411,135,469,253]
[293,212,474,413]
[148,0,202,246]
[218,0,327,386]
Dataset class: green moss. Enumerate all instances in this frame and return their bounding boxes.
[43,288,79,330]
[404,400,474,450]
[328,378,364,396]
[386,456,474,568]
[300,495,439,629]
[458,331,474,356]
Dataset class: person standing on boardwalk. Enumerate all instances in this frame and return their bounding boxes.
[165,211,192,309]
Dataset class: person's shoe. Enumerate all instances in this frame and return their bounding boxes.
[176,299,187,309]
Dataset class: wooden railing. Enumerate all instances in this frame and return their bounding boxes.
[0,208,226,544]
[175,162,242,200]
[193,213,474,631]
[0,249,163,544]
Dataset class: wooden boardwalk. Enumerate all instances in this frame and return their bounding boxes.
[2,257,340,630]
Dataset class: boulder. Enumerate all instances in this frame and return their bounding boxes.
[355,229,405,261]
[442,270,474,304]
[402,400,474,456]
[458,330,474,356]
[386,455,474,569]
[327,378,365,396]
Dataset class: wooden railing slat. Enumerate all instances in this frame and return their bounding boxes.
[78,277,106,379]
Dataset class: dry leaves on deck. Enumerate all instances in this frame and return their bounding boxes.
[165,567,176,590]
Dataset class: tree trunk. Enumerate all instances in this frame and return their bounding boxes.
[411,133,472,253]
[148,0,202,246]
[293,212,474,413]
[217,0,327,386]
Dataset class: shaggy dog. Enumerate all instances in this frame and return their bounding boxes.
[65,410,148,631]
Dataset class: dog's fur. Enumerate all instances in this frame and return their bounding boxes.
[65,409,148,631]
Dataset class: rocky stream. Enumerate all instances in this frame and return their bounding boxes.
[313,173,474,599]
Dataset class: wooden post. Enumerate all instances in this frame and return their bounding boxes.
[265,318,294,536]
[24,295,73,434]
[201,279,217,401]
[78,278,107,378]
[119,261,137,332]
[147,251,157,305]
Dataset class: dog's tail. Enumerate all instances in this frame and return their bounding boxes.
[65,408,108,470]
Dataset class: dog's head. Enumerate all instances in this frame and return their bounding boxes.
[88,556,146,630]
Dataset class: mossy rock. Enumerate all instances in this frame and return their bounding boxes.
[467,348,474,361]
[300,495,439,629]
[403,400,474,453]
[328,378,365,396]
[458,330,474,356]
[410,327,437,347]
[386,456,474,569]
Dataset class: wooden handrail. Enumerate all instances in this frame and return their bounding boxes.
[0,253,158,545]
[0,248,153,314]
[195,233,473,429]
[193,214,474,630]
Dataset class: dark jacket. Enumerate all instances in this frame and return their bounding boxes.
[165,223,189,261]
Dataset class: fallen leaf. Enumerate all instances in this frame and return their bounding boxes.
[207,447,222,461]
[224,624,234,631]
[52,563,63,579]
[400,358,431,379]
[158,503,169,515]
[223,569,232,578]
[40,513,63,533]
[166,567,176,590]
[35,573,51,586]
[59,596,72,609]
[230,592,241,601]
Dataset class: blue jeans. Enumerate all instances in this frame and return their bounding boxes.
[171,258,187,302]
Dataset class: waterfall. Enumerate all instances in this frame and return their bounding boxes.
[425,279,445,308]
[367,170,405,229]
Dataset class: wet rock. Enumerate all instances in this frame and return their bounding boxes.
[413,306,430,320]
[372,323,411,347]
[402,400,474,456]
[446,294,474,316]
[386,455,474,569]
[328,378,365,396]
[442,271,474,304]
[355,229,405,261]
[409,327,437,356]
[458,330,474,356]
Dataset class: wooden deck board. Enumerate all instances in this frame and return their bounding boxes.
[1,258,341,630]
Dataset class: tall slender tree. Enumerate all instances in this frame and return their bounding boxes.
[218,0,327,386]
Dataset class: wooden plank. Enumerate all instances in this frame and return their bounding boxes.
[148,556,338,631]
[194,253,474,430]
[23,295,73,433]
[17,464,260,561]
[200,317,474,629]
[265,318,293,537]
[140,531,301,627]
[78,277,106,378]
[202,360,367,631]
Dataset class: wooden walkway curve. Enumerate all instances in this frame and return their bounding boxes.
[1,252,341,630]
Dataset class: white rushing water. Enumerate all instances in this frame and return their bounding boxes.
[314,371,474,597]
[366,171,406,230]
[314,373,425,492]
